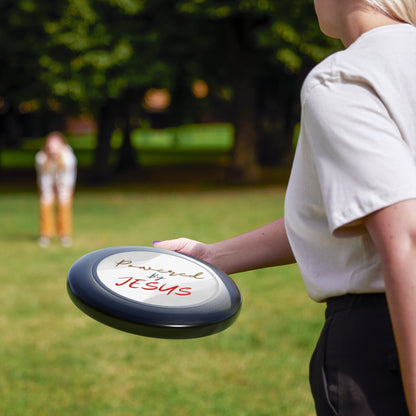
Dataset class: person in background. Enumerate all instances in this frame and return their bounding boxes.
[35,131,77,247]
[154,0,416,414]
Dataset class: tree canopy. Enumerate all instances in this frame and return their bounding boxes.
[0,0,342,182]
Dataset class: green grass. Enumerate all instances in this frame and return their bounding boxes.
[1,123,234,168]
[0,187,324,415]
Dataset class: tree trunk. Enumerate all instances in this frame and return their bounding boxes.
[117,102,138,172]
[257,72,301,166]
[225,15,260,184]
[228,75,260,183]
[91,100,116,185]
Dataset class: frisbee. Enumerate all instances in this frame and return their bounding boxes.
[67,246,242,339]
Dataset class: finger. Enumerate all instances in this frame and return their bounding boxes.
[153,238,188,252]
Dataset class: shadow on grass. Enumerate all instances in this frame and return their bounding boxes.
[0,232,39,244]
[0,164,291,194]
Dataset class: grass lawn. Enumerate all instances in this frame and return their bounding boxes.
[0,123,235,169]
[0,186,324,416]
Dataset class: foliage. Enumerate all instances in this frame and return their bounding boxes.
[0,0,57,103]
[169,0,342,178]
[40,0,173,111]
[0,0,343,179]
[176,0,341,72]
[1,0,341,115]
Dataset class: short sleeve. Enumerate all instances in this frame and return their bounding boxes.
[35,151,47,170]
[303,79,416,234]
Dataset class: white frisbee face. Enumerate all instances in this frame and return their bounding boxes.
[95,251,220,307]
[67,246,242,339]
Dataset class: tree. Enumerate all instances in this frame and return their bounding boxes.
[39,0,159,181]
[0,0,66,147]
[41,0,215,183]
[174,0,341,182]
[33,0,341,183]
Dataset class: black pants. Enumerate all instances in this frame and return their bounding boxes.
[309,293,409,415]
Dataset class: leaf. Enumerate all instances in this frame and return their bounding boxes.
[276,48,302,72]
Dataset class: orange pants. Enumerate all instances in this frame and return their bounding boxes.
[39,201,72,238]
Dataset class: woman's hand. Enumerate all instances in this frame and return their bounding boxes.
[153,238,214,265]
[153,218,295,275]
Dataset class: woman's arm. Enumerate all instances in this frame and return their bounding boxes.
[154,217,296,275]
[365,198,416,415]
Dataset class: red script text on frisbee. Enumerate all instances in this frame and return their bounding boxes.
[115,277,192,296]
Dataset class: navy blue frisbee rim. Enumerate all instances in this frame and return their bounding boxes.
[67,246,242,339]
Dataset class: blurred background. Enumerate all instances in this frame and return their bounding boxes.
[0,0,341,188]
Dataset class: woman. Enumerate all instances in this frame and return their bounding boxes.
[154,1,416,415]
[35,131,77,247]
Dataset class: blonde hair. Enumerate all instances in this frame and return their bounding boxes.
[43,131,69,172]
[45,131,66,144]
[363,0,416,25]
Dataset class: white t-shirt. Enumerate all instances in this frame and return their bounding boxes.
[285,24,416,302]
[36,145,77,204]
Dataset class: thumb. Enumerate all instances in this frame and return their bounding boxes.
[153,238,215,267]
[152,238,207,261]
[152,238,191,252]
